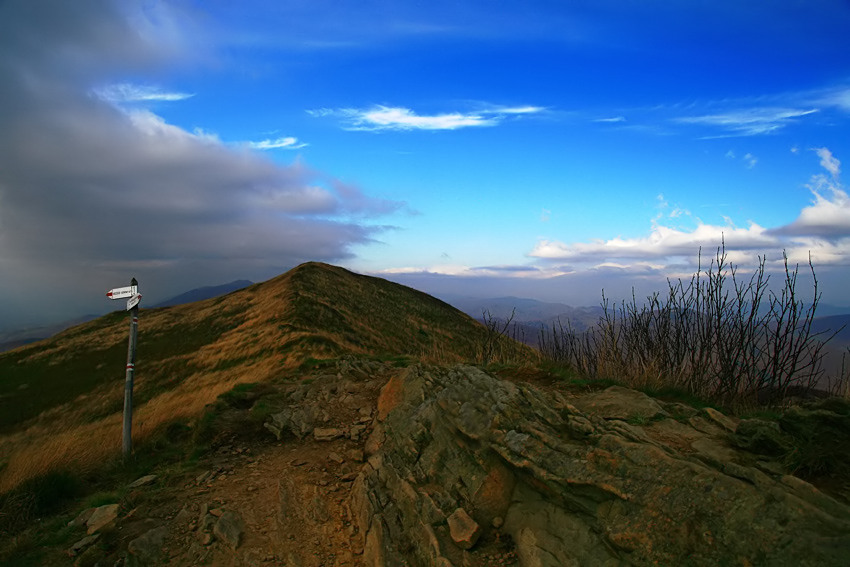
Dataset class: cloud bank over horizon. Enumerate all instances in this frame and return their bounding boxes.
[380,148,850,305]
[0,0,405,328]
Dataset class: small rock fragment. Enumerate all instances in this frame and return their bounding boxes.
[447,508,481,550]
[67,534,100,557]
[128,474,158,488]
[68,507,95,528]
[314,427,343,441]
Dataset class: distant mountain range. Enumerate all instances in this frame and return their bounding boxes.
[150,279,254,308]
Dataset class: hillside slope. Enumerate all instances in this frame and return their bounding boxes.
[0,262,524,492]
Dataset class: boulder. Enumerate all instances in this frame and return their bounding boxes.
[349,365,850,566]
[86,503,119,535]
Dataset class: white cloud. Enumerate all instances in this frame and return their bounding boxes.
[815,147,841,180]
[94,83,194,103]
[490,105,546,115]
[529,222,777,263]
[595,116,626,123]
[744,153,757,168]
[377,264,567,279]
[817,86,850,113]
[310,104,544,131]
[531,149,850,275]
[249,136,308,150]
[770,148,848,240]
[675,107,819,136]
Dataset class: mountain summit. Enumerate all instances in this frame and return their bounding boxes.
[0,263,520,491]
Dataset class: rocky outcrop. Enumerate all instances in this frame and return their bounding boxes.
[350,365,850,566]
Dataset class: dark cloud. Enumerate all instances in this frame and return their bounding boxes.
[0,0,403,329]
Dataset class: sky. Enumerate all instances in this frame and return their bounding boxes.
[2,0,850,330]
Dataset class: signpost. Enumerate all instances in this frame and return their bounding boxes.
[106,285,137,300]
[107,278,141,458]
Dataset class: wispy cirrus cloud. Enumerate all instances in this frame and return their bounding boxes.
[675,107,819,137]
[94,83,194,103]
[308,104,544,131]
[249,136,308,150]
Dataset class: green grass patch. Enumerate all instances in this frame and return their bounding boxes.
[0,341,128,433]
[638,386,718,411]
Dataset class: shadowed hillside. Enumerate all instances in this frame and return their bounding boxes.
[0,262,525,493]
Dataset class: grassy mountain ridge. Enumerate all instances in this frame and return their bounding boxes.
[0,262,515,493]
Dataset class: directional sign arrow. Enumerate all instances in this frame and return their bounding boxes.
[107,285,138,300]
[126,293,142,311]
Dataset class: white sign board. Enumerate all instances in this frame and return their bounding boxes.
[126,293,142,311]
[107,285,138,300]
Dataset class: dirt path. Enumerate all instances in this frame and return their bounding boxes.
[153,436,366,566]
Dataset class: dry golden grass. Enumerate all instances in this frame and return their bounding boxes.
[0,356,284,493]
[0,262,515,493]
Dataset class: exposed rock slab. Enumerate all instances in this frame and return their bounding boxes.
[350,365,850,566]
[572,385,666,421]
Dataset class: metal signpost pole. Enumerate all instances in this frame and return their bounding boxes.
[107,278,142,459]
[123,277,139,458]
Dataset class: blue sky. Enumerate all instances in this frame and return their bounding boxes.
[2,0,850,329]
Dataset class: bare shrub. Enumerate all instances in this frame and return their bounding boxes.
[540,243,840,407]
[476,308,536,365]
